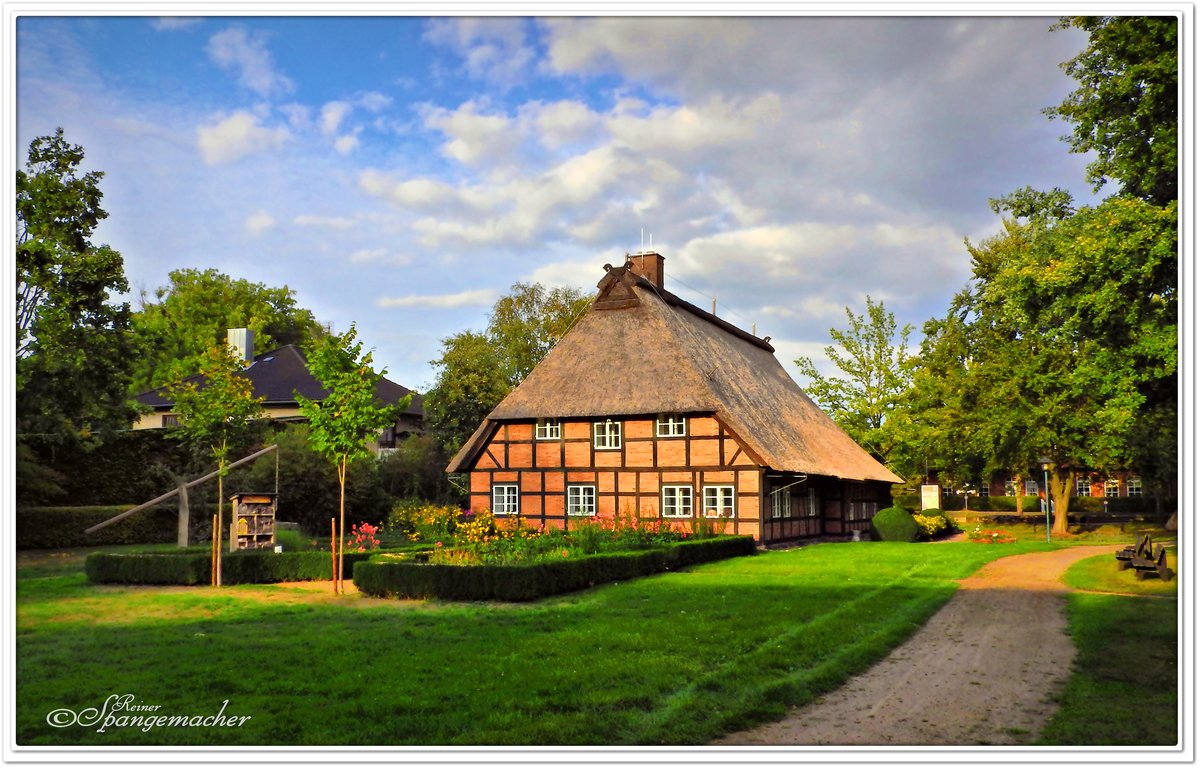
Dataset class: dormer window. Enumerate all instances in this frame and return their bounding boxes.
[535,418,561,440]
[593,420,622,450]
[656,414,686,437]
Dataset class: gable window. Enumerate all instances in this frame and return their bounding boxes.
[536,418,561,440]
[656,414,686,438]
[1105,478,1121,498]
[492,484,519,516]
[1076,477,1092,497]
[593,420,622,450]
[771,489,789,518]
[567,485,596,516]
[1127,476,1143,497]
[661,485,693,518]
[703,486,735,518]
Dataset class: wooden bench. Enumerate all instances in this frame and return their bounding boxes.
[1123,541,1174,582]
[1115,534,1152,570]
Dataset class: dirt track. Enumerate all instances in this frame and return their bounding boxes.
[716,544,1117,746]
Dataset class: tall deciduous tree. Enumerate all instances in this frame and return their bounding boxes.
[426,283,591,456]
[297,324,407,594]
[793,297,915,472]
[131,268,323,393]
[165,344,265,582]
[1047,15,1178,205]
[16,128,136,441]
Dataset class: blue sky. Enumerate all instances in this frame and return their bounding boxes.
[14,13,1104,393]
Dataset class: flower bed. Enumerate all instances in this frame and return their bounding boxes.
[353,535,758,602]
[966,525,1017,544]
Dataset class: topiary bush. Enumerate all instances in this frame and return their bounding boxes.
[869,506,922,542]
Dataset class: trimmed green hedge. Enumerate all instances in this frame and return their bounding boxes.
[353,535,758,602]
[18,506,179,549]
[869,507,921,542]
[84,548,426,586]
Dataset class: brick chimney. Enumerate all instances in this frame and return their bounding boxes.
[626,251,665,289]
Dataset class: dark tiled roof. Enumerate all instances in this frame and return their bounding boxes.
[135,344,423,415]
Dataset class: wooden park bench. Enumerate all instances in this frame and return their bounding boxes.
[1115,534,1152,569]
[1116,535,1174,581]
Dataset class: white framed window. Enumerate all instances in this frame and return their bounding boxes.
[803,488,820,517]
[593,420,622,450]
[1127,476,1143,497]
[535,418,561,440]
[661,485,693,518]
[656,414,686,438]
[1004,480,1017,497]
[703,486,735,518]
[1076,477,1092,497]
[492,484,519,516]
[942,485,953,497]
[978,485,989,498]
[771,489,789,518]
[567,485,596,516]
[1024,480,1040,496]
[1105,478,1121,498]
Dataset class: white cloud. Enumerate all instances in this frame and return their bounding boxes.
[152,17,202,31]
[294,214,355,230]
[357,91,393,112]
[424,18,535,86]
[245,210,275,234]
[196,110,289,165]
[377,289,498,309]
[206,27,293,98]
[350,248,412,266]
[421,100,522,167]
[320,101,351,135]
[279,103,311,130]
[334,134,360,155]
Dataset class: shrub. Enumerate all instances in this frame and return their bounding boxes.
[83,548,431,585]
[354,536,757,602]
[911,513,947,539]
[385,499,463,541]
[17,506,180,549]
[869,506,922,542]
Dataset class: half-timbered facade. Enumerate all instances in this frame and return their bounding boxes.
[447,252,902,544]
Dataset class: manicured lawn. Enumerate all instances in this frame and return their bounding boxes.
[1062,551,1178,598]
[1038,592,1178,746]
[16,540,1048,747]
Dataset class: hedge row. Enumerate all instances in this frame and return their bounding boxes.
[894,494,1166,515]
[83,549,402,586]
[17,506,180,549]
[353,535,758,602]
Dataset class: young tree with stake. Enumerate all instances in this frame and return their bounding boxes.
[297,324,407,594]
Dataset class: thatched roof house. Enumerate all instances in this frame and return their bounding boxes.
[449,252,901,543]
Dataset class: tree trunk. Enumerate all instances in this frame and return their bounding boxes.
[1015,474,1025,516]
[216,460,224,587]
[338,455,347,595]
[1051,469,1072,536]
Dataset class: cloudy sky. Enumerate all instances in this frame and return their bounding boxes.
[14,13,1105,392]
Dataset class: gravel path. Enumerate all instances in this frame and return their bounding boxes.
[716,544,1117,746]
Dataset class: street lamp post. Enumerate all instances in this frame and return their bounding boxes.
[1039,457,1052,543]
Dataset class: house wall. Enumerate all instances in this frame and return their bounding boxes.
[465,415,764,540]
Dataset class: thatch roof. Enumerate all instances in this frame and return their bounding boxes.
[448,262,901,484]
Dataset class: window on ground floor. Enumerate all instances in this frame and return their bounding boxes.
[662,485,693,518]
[1105,478,1121,497]
[770,488,789,518]
[1024,480,1040,496]
[803,487,820,517]
[1004,480,1017,497]
[1076,477,1092,497]
[1127,476,1143,497]
[567,485,596,516]
[493,484,519,515]
[702,486,735,518]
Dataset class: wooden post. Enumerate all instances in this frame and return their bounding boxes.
[331,518,338,593]
[177,483,190,548]
[211,514,218,586]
